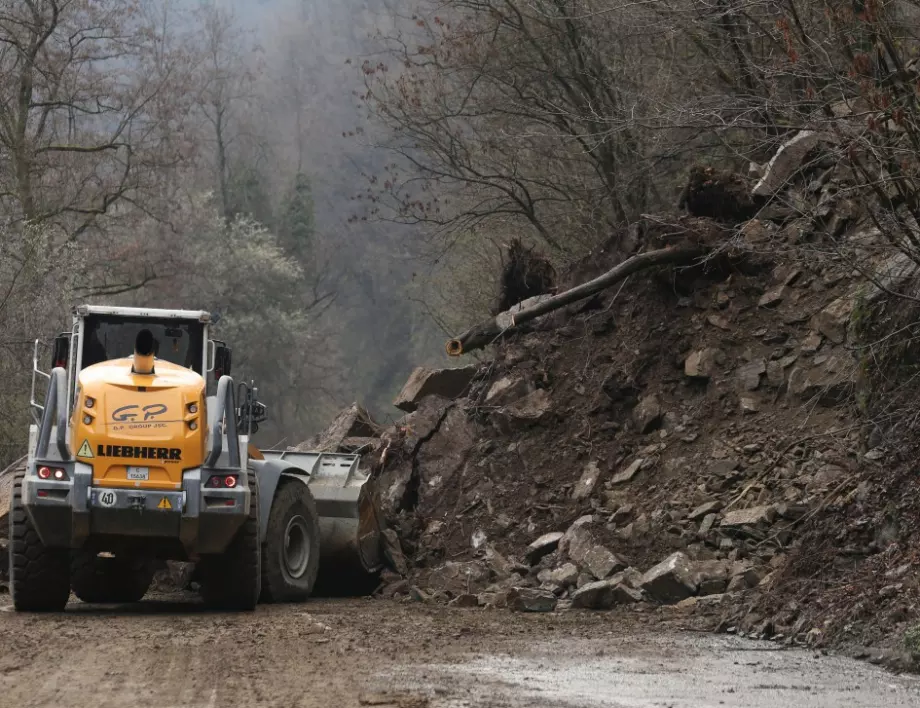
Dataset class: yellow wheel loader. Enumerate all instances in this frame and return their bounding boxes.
[11,305,384,611]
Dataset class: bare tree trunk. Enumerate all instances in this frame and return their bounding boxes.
[446,245,706,355]
[215,106,231,222]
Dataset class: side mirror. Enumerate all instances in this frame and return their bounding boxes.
[51,334,70,370]
[214,345,232,378]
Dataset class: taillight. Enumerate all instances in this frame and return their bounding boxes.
[38,467,68,481]
[223,475,237,488]
[205,475,237,488]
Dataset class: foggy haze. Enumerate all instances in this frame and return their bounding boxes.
[204,0,445,433]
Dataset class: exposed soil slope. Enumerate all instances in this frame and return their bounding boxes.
[351,133,920,670]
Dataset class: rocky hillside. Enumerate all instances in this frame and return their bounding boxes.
[308,128,920,671]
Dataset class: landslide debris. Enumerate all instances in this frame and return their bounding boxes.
[297,126,920,671]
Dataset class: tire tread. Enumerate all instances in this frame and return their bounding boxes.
[260,479,320,603]
[10,469,70,612]
[199,472,260,610]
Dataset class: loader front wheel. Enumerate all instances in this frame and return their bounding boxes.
[260,480,320,603]
[10,469,70,612]
[199,473,260,611]
[70,551,154,604]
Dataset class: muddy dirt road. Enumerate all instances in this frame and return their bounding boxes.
[0,595,918,708]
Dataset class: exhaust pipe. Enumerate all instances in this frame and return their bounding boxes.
[132,329,156,374]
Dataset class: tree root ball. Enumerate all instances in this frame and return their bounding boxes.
[494,238,557,314]
[678,165,760,224]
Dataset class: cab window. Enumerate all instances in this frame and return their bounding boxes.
[81,316,204,373]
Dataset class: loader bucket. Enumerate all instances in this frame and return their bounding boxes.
[257,450,384,581]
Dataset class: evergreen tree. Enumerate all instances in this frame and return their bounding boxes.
[227,163,276,229]
[279,172,315,258]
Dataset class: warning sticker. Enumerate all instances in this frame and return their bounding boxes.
[77,439,94,458]
[157,497,172,510]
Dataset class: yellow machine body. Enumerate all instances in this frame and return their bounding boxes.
[71,357,207,491]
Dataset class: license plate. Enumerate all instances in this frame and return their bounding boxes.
[127,466,149,481]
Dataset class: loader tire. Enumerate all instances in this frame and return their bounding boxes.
[70,551,154,604]
[199,473,260,611]
[9,469,70,612]
[260,480,320,603]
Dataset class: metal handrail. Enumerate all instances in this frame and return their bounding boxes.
[205,375,239,469]
[30,339,51,424]
[35,367,71,461]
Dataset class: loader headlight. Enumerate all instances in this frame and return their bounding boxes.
[82,414,93,425]
[189,421,198,431]
[84,397,95,408]
[187,403,198,414]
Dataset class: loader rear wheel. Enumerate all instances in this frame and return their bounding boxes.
[260,480,320,603]
[199,473,260,611]
[9,469,70,612]
[70,551,154,604]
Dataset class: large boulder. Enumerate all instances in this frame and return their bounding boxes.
[639,552,697,603]
[415,407,476,495]
[720,505,776,529]
[394,366,478,413]
[508,587,557,612]
[572,461,601,501]
[399,396,453,453]
[633,394,662,434]
[787,365,852,406]
[525,532,564,564]
[376,397,462,516]
[810,297,853,344]
[492,389,552,433]
[610,458,644,485]
[736,359,766,391]
[688,560,733,596]
[571,575,644,609]
[684,348,723,379]
[485,376,533,406]
[545,563,579,588]
[565,524,626,579]
[752,130,825,197]
[293,403,379,452]
[582,546,627,580]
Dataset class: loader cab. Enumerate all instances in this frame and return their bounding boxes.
[28,305,256,472]
[30,306,216,433]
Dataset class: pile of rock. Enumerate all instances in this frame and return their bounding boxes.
[380,513,772,614]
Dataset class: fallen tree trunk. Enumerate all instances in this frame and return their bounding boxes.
[446,245,707,356]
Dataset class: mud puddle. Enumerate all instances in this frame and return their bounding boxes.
[396,633,920,708]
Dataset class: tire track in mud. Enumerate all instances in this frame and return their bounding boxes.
[1,596,919,708]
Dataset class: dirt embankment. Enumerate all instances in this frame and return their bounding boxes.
[312,130,920,672]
